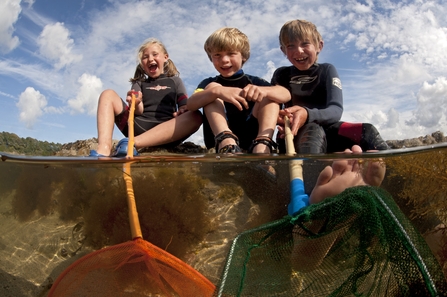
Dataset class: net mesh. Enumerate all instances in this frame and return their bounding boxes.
[49,238,215,296]
[216,186,447,297]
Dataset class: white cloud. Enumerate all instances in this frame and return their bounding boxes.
[2,0,447,143]
[37,22,82,69]
[262,61,277,82]
[16,87,47,128]
[385,108,399,129]
[411,77,447,128]
[0,0,21,53]
[67,73,103,116]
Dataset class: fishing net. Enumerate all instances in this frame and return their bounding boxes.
[48,94,215,296]
[215,186,447,296]
[48,238,215,296]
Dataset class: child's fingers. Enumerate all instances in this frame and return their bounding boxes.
[229,98,244,111]
[291,119,300,135]
[235,96,249,110]
[277,116,285,125]
[242,85,266,102]
[351,145,362,153]
[315,165,333,186]
[331,159,349,176]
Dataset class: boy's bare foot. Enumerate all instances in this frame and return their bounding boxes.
[309,145,386,204]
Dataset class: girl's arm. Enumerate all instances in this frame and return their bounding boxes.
[129,82,144,115]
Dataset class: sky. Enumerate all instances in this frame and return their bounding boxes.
[1,0,447,146]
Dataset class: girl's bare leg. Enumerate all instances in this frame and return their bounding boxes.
[96,89,125,156]
[134,110,202,148]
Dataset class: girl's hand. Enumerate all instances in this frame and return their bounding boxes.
[173,105,188,117]
[126,90,142,106]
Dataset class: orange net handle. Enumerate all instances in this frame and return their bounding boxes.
[123,93,142,239]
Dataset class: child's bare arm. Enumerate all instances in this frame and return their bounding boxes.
[241,85,291,104]
[187,83,249,111]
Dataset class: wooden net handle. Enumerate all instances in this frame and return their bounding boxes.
[284,116,303,180]
[124,93,142,239]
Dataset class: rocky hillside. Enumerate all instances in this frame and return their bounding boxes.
[1,130,447,156]
[0,132,62,156]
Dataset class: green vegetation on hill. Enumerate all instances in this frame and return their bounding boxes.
[0,132,62,156]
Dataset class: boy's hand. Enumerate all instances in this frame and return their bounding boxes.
[240,84,267,103]
[277,106,308,136]
[309,145,365,204]
[309,145,386,204]
[210,85,249,111]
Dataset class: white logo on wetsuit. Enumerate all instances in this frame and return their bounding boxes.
[332,78,342,90]
[147,85,171,91]
[290,75,317,85]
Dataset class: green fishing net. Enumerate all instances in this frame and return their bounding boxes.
[215,186,447,296]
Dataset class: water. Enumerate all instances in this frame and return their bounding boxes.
[1,145,446,296]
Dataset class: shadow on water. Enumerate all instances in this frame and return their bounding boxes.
[0,145,446,296]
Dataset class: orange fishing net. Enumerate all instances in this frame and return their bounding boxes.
[48,94,215,296]
[48,238,215,296]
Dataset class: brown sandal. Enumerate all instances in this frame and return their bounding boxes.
[214,131,242,154]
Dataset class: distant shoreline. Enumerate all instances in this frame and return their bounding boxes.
[1,130,447,156]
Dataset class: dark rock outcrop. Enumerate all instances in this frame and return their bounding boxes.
[385,131,447,149]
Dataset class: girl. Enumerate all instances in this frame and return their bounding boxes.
[90,38,202,157]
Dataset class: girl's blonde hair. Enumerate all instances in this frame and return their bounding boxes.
[130,38,179,83]
[279,20,323,54]
[204,27,250,64]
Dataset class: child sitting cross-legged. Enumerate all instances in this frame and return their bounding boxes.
[187,27,290,154]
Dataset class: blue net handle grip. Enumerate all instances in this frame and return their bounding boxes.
[284,116,309,216]
[288,177,309,216]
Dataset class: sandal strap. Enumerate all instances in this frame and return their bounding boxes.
[248,136,277,153]
[214,131,240,152]
[218,144,242,154]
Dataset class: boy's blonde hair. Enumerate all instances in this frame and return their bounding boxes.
[279,19,323,54]
[204,27,250,64]
[130,38,179,82]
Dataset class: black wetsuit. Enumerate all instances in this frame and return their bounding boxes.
[115,74,187,136]
[195,70,271,151]
[272,63,388,152]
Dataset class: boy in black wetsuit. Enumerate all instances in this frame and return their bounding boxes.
[187,27,290,153]
[273,20,389,153]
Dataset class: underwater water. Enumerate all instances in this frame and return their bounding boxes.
[0,145,446,296]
